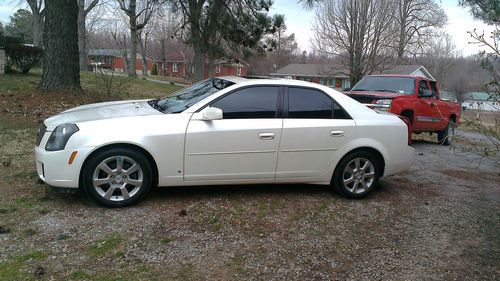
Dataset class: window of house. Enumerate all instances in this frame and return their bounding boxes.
[288,87,350,119]
[173,63,179,73]
[215,65,221,74]
[236,67,242,76]
[211,86,279,119]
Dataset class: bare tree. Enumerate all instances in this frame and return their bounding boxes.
[393,0,447,62]
[26,0,44,46]
[77,0,100,71]
[417,33,458,86]
[265,15,299,70]
[116,0,162,78]
[312,0,395,85]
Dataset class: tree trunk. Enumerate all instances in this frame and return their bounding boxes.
[193,48,204,82]
[40,0,81,92]
[77,0,87,71]
[140,33,148,76]
[32,11,43,46]
[160,38,166,76]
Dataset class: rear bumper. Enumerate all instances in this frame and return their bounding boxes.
[383,146,415,177]
[35,146,93,188]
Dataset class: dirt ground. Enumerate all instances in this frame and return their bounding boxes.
[0,91,499,280]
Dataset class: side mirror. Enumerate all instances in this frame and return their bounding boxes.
[202,107,223,120]
[420,89,434,98]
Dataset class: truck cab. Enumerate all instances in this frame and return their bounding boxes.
[344,75,461,145]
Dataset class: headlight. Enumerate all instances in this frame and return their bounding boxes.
[375,99,392,111]
[45,124,79,151]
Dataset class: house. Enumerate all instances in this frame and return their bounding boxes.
[461,92,499,112]
[270,64,351,90]
[158,51,249,79]
[88,49,155,74]
[380,64,435,80]
[207,58,249,78]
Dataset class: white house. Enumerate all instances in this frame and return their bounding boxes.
[461,92,500,112]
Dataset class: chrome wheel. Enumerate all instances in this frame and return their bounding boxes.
[92,156,143,202]
[342,157,375,194]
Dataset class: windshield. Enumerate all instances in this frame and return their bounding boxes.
[151,78,234,113]
[351,77,415,95]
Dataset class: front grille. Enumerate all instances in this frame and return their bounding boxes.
[36,124,47,146]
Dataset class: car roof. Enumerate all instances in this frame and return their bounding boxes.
[217,76,319,87]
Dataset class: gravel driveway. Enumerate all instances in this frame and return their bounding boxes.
[0,126,498,280]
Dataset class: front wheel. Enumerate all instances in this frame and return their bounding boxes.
[438,121,454,145]
[333,151,381,198]
[82,147,153,207]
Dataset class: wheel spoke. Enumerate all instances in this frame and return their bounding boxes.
[354,159,360,170]
[116,157,124,172]
[120,188,130,200]
[343,177,354,185]
[360,161,369,171]
[104,187,115,199]
[124,164,139,176]
[98,162,114,175]
[364,171,375,178]
[360,181,369,190]
[124,178,142,187]
[93,178,110,186]
[351,181,358,193]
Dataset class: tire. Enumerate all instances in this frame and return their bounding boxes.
[332,151,381,198]
[438,120,454,146]
[81,147,153,207]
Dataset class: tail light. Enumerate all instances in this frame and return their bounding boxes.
[398,116,412,145]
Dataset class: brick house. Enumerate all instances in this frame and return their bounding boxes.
[88,49,155,74]
[270,64,351,90]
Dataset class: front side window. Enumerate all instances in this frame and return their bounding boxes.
[211,86,279,119]
[288,87,333,119]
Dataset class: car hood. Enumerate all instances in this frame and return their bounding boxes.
[44,99,161,130]
[345,91,403,99]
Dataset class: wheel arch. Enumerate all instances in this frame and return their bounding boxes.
[79,143,159,188]
[400,109,414,125]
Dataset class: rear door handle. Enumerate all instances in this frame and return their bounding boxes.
[258,133,275,140]
[330,130,344,137]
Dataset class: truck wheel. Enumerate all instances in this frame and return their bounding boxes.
[438,121,454,145]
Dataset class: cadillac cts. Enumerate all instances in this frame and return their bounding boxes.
[35,77,414,207]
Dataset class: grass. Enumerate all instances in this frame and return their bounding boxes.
[0,71,183,101]
[0,251,48,280]
[87,234,124,257]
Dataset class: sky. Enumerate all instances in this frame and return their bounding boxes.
[0,0,495,56]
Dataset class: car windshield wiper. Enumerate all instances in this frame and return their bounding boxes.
[148,98,166,112]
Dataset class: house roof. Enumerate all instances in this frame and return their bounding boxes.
[381,64,435,81]
[88,48,155,60]
[270,64,349,78]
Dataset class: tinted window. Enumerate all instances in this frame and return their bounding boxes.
[333,102,351,119]
[211,86,279,119]
[288,87,333,119]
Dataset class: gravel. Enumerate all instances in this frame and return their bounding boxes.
[0,128,498,280]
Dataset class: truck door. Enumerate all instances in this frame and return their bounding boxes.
[414,79,441,131]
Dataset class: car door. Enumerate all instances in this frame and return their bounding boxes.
[184,86,282,181]
[276,87,355,179]
[414,79,441,131]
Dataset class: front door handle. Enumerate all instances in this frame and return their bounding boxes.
[330,130,344,137]
[259,133,275,140]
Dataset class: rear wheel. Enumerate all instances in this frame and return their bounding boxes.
[438,120,454,145]
[82,148,153,207]
[333,151,381,198]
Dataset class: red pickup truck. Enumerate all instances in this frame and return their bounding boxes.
[344,75,461,145]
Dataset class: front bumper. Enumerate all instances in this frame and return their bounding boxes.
[35,146,93,188]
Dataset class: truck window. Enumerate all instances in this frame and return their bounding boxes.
[418,80,429,96]
[429,81,439,98]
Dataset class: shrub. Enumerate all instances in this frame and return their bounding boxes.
[5,43,43,74]
[151,62,158,75]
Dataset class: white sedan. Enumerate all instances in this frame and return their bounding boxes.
[35,77,414,207]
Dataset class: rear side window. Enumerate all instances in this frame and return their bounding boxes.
[211,86,279,119]
[287,87,351,119]
[288,87,333,119]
